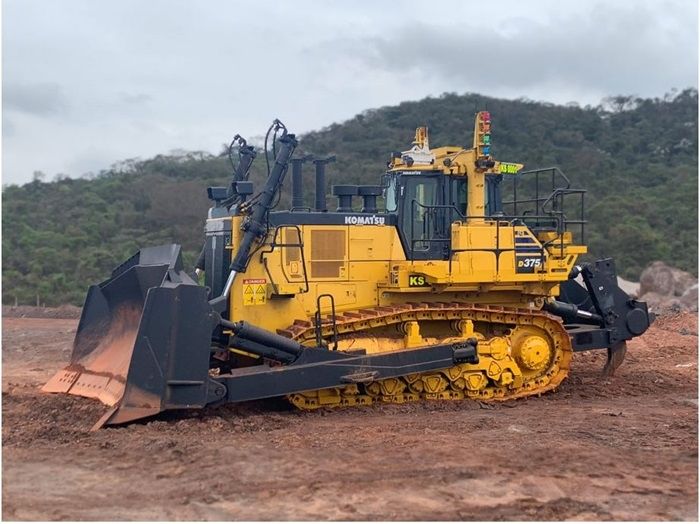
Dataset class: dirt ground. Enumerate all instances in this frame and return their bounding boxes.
[2,312,698,520]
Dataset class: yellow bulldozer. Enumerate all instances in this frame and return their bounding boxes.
[44,114,652,429]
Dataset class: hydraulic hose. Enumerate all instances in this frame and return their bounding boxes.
[229,123,297,274]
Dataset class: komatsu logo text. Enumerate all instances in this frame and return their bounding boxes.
[344,215,385,225]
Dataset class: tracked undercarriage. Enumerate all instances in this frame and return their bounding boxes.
[282,303,572,409]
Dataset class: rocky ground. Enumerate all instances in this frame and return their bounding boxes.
[2,311,698,520]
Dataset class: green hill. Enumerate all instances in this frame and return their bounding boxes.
[2,89,697,306]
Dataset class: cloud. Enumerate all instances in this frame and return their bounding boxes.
[3,116,16,137]
[3,82,70,117]
[1,0,697,185]
[118,92,153,105]
[66,146,120,177]
[317,1,698,102]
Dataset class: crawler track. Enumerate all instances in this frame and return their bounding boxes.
[279,302,573,409]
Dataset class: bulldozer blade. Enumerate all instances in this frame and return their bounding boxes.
[42,244,222,429]
[602,341,628,377]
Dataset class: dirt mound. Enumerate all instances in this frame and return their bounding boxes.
[2,305,82,319]
[638,261,698,312]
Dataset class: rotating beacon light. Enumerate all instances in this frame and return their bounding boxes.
[474,111,494,170]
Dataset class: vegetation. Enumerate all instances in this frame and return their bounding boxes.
[3,89,697,305]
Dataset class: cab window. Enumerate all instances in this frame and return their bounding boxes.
[449,177,467,220]
[401,176,439,251]
[384,175,398,212]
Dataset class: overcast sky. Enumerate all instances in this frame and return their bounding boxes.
[3,0,698,185]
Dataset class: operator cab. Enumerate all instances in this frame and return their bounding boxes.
[383,170,503,260]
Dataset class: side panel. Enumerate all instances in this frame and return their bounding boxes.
[227,217,585,334]
[231,223,405,330]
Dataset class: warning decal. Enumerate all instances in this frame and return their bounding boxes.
[242,278,267,305]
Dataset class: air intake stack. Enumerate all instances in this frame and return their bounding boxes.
[332,185,358,212]
[358,186,382,213]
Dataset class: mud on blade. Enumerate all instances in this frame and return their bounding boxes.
[42,244,218,429]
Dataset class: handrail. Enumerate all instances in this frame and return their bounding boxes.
[501,166,586,245]
[516,166,571,190]
[403,165,587,271]
[259,224,310,294]
[409,199,563,229]
[315,294,338,350]
[541,188,585,215]
[407,198,568,265]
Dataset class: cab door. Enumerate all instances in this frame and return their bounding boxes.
[397,174,449,260]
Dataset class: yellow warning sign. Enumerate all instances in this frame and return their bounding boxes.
[242,279,267,306]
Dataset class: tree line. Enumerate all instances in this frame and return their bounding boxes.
[2,89,697,305]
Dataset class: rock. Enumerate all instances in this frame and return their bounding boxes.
[640,262,675,296]
[638,261,698,312]
[640,261,696,297]
[617,276,640,297]
[680,285,698,311]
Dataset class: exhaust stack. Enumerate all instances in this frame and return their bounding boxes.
[313,156,336,212]
[290,155,313,210]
